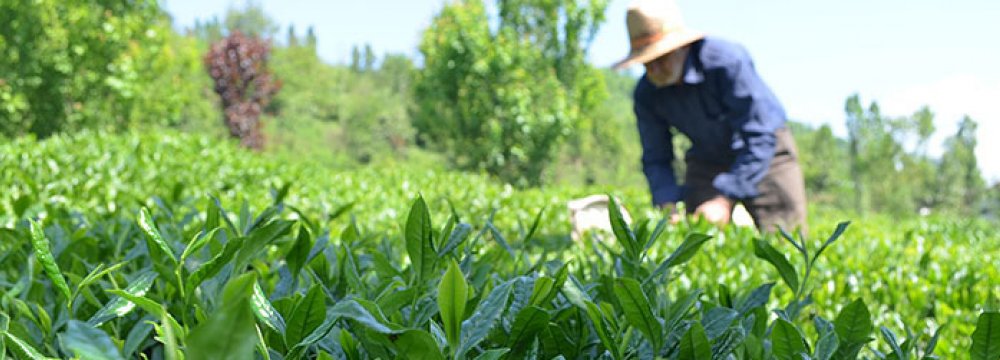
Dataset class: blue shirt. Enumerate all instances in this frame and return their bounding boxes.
[634,36,787,205]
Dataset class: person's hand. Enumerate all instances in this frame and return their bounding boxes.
[658,202,684,224]
[693,196,733,224]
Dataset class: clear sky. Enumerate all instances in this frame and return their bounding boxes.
[164,0,1000,181]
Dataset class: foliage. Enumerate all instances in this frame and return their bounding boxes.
[205,32,281,150]
[414,0,608,186]
[0,0,214,138]
[2,130,999,358]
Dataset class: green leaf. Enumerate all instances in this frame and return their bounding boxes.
[486,222,515,259]
[643,217,668,253]
[520,206,546,243]
[394,329,445,360]
[923,324,944,356]
[701,307,738,340]
[678,322,712,360]
[972,311,1000,360]
[204,196,221,233]
[139,208,178,265]
[710,326,746,358]
[88,271,157,326]
[180,227,221,266]
[104,289,185,339]
[2,330,57,360]
[157,312,183,360]
[438,259,468,353]
[880,326,907,360]
[72,262,127,304]
[472,348,509,360]
[286,226,313,279]
[770,319,808,360]
[607,195,639,259]
[122,321,153,358]
[752,238,799,292]
[583,300,619,359]
[329,299,401,334]
[29,220,71,304]
[59,320,125,360]
[507,306,550,357]
[613,278,662,351]
[186,232,244,295]
[187,274,259,360]
[737,283,775,315]
[527,276,555,307]
[406,195,436,283]
[0,313,7,360]
[834,298,874,343]
[233,219,294,273]
[438,223,473,257]
[810,221,850,267]
[285,285,326,346]
[251,281,286,335]
[813,330,839,360]
[648,233,712,283]
[458,278,514,358]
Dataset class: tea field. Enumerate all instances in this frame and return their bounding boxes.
[1,131,998,359]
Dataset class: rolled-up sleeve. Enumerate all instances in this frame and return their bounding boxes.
[712,48,785,200]
[636,100,683,205]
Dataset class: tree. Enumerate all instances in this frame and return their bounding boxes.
[0,0,214,138]
[789,122,850,208]
[223,0,278,39]
[844,94,867,214]
[414,0,609,186]
[205,32,281,150]
[937,116,985,214]
[305,26,318,49]
[286,25,299,47]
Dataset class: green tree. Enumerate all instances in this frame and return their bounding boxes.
[286,25,299,47]
[844,95,914,214]
[414,0,608,186]
[305,26,317,49]
[0,0,214,138]
[845,94,868,214]
[789,122,850,208]
[937,116,985,214]
[223,0,278,39]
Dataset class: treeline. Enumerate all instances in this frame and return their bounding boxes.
[1,1,996,219]
[793,98,996,218]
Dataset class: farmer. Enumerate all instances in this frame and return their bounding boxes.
[614,0,808,233]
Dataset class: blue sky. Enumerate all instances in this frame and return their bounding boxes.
[164,0,1000,181]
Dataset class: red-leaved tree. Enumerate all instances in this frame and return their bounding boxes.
[204,32,280,150]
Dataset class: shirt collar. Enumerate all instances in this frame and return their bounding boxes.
[681,40,705,85]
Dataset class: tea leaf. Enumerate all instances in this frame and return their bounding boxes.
[251,281,286,335]
[752,238,799,292]
[971,311,1000,360]
[439,259,469,352]
[406,195,436,283]
[771,319,808,360]
[29,220,71,304]
[613,277,662,351]
[394,329,445,360]
[59,320,125,360]
[678,322,711,360]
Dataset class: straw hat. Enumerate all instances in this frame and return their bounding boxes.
[612,0,704,70]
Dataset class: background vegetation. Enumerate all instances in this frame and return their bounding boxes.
[2,0,999,359]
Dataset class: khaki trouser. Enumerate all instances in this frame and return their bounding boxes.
[683,128,808,234]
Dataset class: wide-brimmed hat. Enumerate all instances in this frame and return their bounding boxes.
[612,0,704,70]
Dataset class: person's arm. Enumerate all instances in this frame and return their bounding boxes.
[712,47,785,200]
[635,98,682,207]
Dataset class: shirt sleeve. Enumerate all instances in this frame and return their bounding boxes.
[712,48,785,200]
[635,98,683,205]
